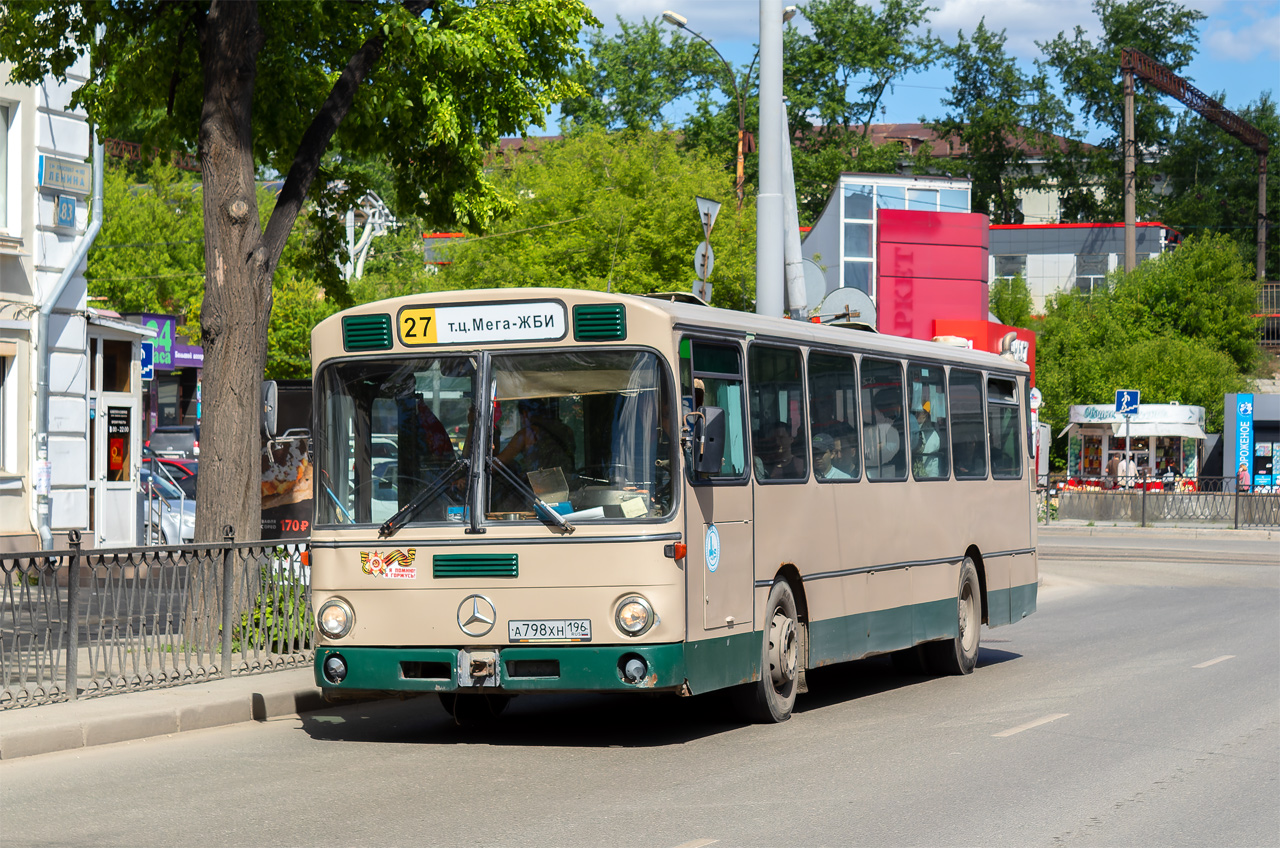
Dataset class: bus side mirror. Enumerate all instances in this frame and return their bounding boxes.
[261,380,278,440]
[687,406,726,474]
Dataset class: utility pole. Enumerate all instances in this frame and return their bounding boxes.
[1123,64,1137,273]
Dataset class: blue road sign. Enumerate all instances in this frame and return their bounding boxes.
[1115,389,1140,416]
[140,341,154,380]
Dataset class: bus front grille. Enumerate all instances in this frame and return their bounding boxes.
[433,553,519,578]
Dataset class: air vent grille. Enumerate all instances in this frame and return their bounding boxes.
[342,314,393,351]
[573,304,626,341]
[433,554,518,578]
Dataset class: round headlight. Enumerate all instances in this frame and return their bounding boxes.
[615,595,654,637]
[318,598,354,639]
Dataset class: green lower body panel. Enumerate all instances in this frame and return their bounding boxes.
[314,639,756,697]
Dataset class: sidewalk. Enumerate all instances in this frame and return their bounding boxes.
[1039,521,1277,540]
[0,667,336,761]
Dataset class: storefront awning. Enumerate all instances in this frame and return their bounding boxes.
[1109,422,1206,439]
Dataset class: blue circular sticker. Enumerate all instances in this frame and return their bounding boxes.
[705,524,721,572]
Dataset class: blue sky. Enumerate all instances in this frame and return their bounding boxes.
[566,0,1278,142]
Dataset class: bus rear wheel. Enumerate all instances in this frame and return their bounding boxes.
[923,557,981,675]
[734,579,800,723]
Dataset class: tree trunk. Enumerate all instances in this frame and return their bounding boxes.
[194,0,271,543]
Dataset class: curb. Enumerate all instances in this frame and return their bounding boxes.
[1038,522,1277,541]
[0,668,329,761]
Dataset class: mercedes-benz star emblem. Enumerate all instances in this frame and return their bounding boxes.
[457,594,497,637]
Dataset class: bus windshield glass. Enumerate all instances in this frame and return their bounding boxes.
[316,349,674,528]
[317,356,474,526]
[488,350,673,522]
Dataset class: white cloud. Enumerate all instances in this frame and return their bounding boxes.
[1203,12,1280,62]
[929,0,1097,58]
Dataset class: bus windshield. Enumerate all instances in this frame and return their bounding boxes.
[316,349,674,528]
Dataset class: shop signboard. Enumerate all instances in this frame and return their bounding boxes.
[132,313,205,372]
[1236,394,1254,487]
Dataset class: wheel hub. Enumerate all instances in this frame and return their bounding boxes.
[768,611,797,688]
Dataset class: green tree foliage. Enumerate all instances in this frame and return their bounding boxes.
[927,20,1071,224]
[439,130,757,309]
[1038,0,1206,221]
[560,18,718,132]
[86,160,205,329]
[1036,233,1258,448]
[1156,93,1278,280]
[989,272,1034,328]
[785,0,941,136]
[0,0,596,541]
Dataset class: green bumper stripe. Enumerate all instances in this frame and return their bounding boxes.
[315,584,1038,696]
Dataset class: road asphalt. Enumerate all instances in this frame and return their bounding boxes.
[2,522,1274,761]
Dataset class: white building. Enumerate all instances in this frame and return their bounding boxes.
[2,56,148,551]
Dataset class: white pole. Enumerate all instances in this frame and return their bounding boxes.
[756,0,784,317]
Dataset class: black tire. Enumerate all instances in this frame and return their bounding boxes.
[923,557,981,675]
[733,579,801,723]
[439,692,512,723]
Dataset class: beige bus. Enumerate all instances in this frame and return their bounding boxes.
[310,288,1037,722]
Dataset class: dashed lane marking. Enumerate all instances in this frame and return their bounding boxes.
[1193,655,1236,668]
[670,841,718,848]
[993,713,1069,737]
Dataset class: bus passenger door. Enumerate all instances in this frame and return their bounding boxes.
[680,339,754,634]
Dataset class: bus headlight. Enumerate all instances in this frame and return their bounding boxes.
[318,598,354,639]
[615,595,655,637]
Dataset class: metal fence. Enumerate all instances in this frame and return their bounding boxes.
[0,528,312,710]
[1038,475,1280,528]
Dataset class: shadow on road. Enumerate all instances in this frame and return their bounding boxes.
[297,648,1024,747]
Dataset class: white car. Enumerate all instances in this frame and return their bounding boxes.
[137,469,196,545]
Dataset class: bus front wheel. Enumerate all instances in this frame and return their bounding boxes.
[734,579,800,723]
[923,557,981,675]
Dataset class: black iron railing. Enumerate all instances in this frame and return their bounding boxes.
[1,528,311,709]
[1037,475,1280,528]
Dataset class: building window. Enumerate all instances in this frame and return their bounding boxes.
[0,103,9,230]
[993,254,1026,280]
[839,177,971,300]
[1075,254,1108,294]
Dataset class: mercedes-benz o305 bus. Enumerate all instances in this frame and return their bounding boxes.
[310,288,1037,722]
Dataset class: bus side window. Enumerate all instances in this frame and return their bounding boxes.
[749,345,808,482]
[684,341,748,480]
[907,362,949,480]
[808,351,859,481]
[949,368,988,479]
[988,376,1022,478]
[861,358,906,481]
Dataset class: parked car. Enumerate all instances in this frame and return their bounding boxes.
[137,468,196,545]
[142,449,198,498]
[147,424,200,459]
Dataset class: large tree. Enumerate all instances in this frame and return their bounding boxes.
[1038,0,1205,221]
[1036,233,1259,462]
[560,17,718,133]
[1,0,595,541]
[926,20,1072,224]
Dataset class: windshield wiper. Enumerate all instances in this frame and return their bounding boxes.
[486,457,575,534]
[379,458,469,537]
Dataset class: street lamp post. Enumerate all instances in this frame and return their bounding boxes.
[662,11,746,209]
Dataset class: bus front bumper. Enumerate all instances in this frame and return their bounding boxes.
[314,643,691,697]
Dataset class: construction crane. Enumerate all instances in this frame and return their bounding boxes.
[1121,47,1269,280]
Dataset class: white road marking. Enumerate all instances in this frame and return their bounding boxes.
[1193,655,1236,668]
[993,713,1069,737]
[670,841,718,848]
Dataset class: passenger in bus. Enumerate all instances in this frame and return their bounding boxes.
[812,395,857,474]
[496,398,575,476]
[812,434,850,479]
[864,390,904,478]
[910,401,942,478]
[756,422,805,479]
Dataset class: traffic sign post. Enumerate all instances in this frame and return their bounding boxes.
[1115,390,1140,485]
[692,197,722,302]
[140,341,154,381]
